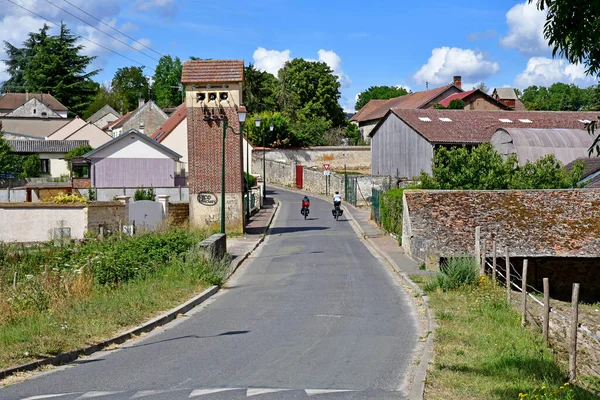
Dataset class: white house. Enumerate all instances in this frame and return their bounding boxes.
[46,117,112,148]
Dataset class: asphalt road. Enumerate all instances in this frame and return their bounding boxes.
[0,188,419,400]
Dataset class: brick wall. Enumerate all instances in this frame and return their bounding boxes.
[169,202,189,225]
[188,107,243,194]
[87,201,128,235]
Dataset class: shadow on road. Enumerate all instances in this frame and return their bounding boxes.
[268,226,329,235]
[124,331,250,349]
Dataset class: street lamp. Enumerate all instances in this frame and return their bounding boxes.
[216,105,246,234]
[263,122,273,201]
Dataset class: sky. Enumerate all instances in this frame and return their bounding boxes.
[1,0,598,111]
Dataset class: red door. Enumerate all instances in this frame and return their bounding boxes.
[296,165,303,189]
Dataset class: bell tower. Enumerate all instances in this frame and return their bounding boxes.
[182,60,245,233]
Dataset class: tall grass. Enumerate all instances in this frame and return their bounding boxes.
[424,257,479,292]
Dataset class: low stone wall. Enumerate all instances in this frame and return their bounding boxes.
[0,201,128,243]
[78,187,189,202]
[197,233,226,260]
[251,159,295,187]
[253,146,371,170]
[169,202,189,225]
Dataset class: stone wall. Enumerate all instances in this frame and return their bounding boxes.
[87,201,128,235]
[253,146,371,171]
[169,202,189,225]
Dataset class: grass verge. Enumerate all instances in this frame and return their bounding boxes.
[0,229,229,371]
[411,270,599,400]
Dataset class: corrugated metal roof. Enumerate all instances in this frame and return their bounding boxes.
[8,140,89,153]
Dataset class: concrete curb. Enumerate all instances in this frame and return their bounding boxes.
[0,285,219,381]
[0,200,281,382]
[225,199,280,281]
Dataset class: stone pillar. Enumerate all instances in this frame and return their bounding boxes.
[157,195,170,219]
[183,60,245,234]
[115,196,130,206]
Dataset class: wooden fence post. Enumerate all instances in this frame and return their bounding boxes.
[506,247,511,303]
[492,241,497,283]
[480,239,487,276]
[543,278,550,345]
[569,283,580,382]
[521,259,528,327]
[475,226,481,269]
[13,271,17,289]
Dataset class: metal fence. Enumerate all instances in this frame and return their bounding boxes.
[371,188,384,224]
[344,175,357,206]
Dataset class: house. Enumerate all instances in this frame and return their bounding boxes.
[7,139,89,178]
[0,93,68,118]
[86,105,121,129]
[370,109,600,177]
[46,117,112,148]
[492,88,526,111]
[351,77,464,141]
[491,128,595,166]
[402,189,600,302]
[151,103,255,183]
[565,157,600,188]
[103,100,168,138]
[436,89,512,111]
[79,129,182,188]
[0,116,72,138]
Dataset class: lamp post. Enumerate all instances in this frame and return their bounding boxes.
[217,106,246,234]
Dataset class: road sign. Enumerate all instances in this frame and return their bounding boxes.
[324,170,331,176]
[323,164,331,171]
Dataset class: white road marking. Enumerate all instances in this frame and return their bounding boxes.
[305,389,355,396]
[246,388,290,396]
[77,392,123,398]
[21,395,78,400]
[189,388,241,397]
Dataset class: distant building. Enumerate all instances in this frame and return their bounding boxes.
[0,116,71,138]
[46,117,112,148]
[103,100,168,138]
[565,157,600,188]
[0,93,68,118]
[86,105,121,129]
[492,88,526,111]
[8,139,89,179]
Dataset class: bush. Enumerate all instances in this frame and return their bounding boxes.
[244,172,257,188]
[42,192,88,204]
[87,187,97,201]
[22,155,40,178]
[134,187,155,201]
[424,257,479,292]
[380,186,420,236]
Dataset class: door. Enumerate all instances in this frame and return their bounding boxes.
[296,165,303,189]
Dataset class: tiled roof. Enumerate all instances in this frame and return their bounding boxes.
[351,84,458,122]
[87,105,121,123]
[405,189,600,258]
[437,90,475,107]
[384,109,600,144]
[151,103,186,142]
[8,140,89,153]
[181,60,244,84]
[564,157,600,178]
[0,93,67,111]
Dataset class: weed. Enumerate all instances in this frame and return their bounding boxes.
[424,257,478,292]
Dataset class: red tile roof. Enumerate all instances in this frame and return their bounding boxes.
[351,84,458,122]
[437,90,475,107]
[151,103,186,142]
[181,60,244,84]
[0,93,67,111]
[385,109,600,144]
[405,189,600,258]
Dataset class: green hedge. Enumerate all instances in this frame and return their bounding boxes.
[244,172,257,188]
[380,186,420,237]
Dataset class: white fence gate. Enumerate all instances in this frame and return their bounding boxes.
[128,200,163,230]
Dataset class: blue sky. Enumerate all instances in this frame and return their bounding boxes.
[1,0,598,111]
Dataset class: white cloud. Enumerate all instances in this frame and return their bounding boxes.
[252,48,352,88]
[253,47,291,75]
[514,57,597,88]
[396,84,411,92]
[317,49,351,88]
[133,0,175,11]
[132,38,152,51]
[500,1,550,56]
[413,47,500,86]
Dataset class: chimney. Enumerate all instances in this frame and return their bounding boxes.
[453,76,462,89]
[26,90,29,101]
[138,98,145,109]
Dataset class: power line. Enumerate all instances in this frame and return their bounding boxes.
[42,0,160,62]
[61,0,164,58]
[5,0,155,73]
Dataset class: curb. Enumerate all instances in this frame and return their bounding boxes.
[225,199,280,281]
[340,201,435,400]
[0,285,219,381]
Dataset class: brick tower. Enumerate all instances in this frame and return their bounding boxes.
[182,60,245,233]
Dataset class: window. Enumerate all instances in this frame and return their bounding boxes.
[40,159,50,174]
[518,119,532,123]
[33,108,36,114]
[418,117,432,122]
[41,111,48,118]
[499,118,513,123]
[439,117,452,122]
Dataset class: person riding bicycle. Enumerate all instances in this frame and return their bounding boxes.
[302,195,310,209]
[333,192,342,209]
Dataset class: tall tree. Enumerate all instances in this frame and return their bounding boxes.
[278,58,345,127]
[0,123,22,176]
[473,82,489,93]
[153,55,183,108]
[521,83,590,111]
[243,64,279,113]
[355,86,409,111]
[2,23,100,116]
[82,84,125,119]
[112,66,149,113]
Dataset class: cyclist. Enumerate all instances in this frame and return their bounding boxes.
[332,191,342,217]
